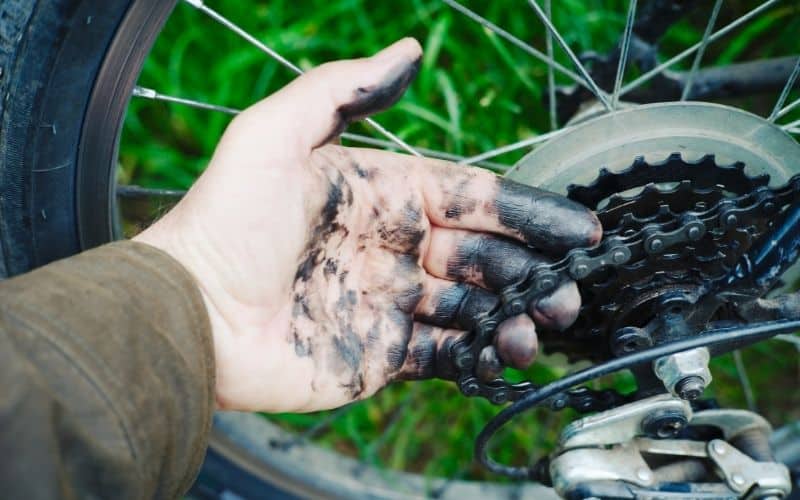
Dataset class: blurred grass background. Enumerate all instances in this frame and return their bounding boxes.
[120,0,800,480]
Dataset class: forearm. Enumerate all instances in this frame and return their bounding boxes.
[0,241,214,499]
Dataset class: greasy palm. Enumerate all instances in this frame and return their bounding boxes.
[136,39,601,413]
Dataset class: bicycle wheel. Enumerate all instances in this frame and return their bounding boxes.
[1,1,798,498]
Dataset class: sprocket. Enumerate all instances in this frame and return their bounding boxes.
[537,153,780,363]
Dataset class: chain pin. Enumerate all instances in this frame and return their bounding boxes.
[537,276,556,291]
[491,391,509,405]
[462,380,480,396]
[572,263,590,279]
[687,226,702,240]
[648,238,664,253]
[611,250,626,263]
[505,299,525,316]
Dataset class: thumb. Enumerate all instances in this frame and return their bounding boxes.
[235,37,422,156]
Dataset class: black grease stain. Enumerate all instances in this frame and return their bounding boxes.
[397,325,436,380]
[331,323,364,373]
[336,289,358,310]
[330,307,366,399]
[493,177,602,255]
[387,305,413,334]
[435,334,460,380]
[352,161,376,180]
[318,56,422,147]
[354,163,369,178]
[340,57,421,124]
[442,178,477,221]
[386,341,408,373]
[323,258,338,278]
[339,373,365,400]
[292,293,314,320]
[294,248,323,283]
[416,283,499,330]
[446,233,548,291]
[293,170,353,284]
[292,329,312,357]
[394,281,423,313]
[366,319,382,349]
[376,200,426,254]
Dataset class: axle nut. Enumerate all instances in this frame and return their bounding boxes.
[654,347,712,401]
[675,375,706,400]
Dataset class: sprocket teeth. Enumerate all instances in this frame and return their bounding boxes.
[558,151,798,364]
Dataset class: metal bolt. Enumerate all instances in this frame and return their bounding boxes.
[711,440,726,455]
[612,249,628,263]
[763,201,776,213]
[687,226,702,240]
[551,396,567,410]
[648,238,664,253]
[636,467,652,482]
[732,473,746,486]
[676,375,705,400]
[725,213,738,227]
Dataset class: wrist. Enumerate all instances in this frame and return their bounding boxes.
[133,218,236,409]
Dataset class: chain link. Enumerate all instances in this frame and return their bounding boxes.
[450,155,800,410]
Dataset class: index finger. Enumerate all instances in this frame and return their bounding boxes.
[417,157,602,255]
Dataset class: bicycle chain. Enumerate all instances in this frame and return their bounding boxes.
[449,153,800,411]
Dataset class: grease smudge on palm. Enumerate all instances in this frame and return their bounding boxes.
[135,38,601,413]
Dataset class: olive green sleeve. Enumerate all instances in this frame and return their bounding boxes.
[0,241,215,499]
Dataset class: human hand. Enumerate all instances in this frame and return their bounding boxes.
[134,38,601,413]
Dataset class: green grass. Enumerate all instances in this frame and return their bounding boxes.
[121,0,800,481]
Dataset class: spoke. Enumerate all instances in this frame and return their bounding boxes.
[340,133,510,171]
[781,118,800,130]
[732,350,757,412]
[776,333,800,348]
[620,0,782,98]
[132,87,509,169]
[527,0,612,110]
[459,126,573,165]
[680,0,723,101]
[544,0,557,130]
[611,0,638,109]
[774,96,800,121]
[133,86,239,115]
[182,0,420,157]
[769,56,800,121]
[116,185,186,199]
[441,0,588,90]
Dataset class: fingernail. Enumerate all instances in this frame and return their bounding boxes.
[529,281,580,331]
[494,315,538,369]
[373,38,422,63]
[477,346,503,381]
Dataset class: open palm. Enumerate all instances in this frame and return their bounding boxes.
[136,39,600,412]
